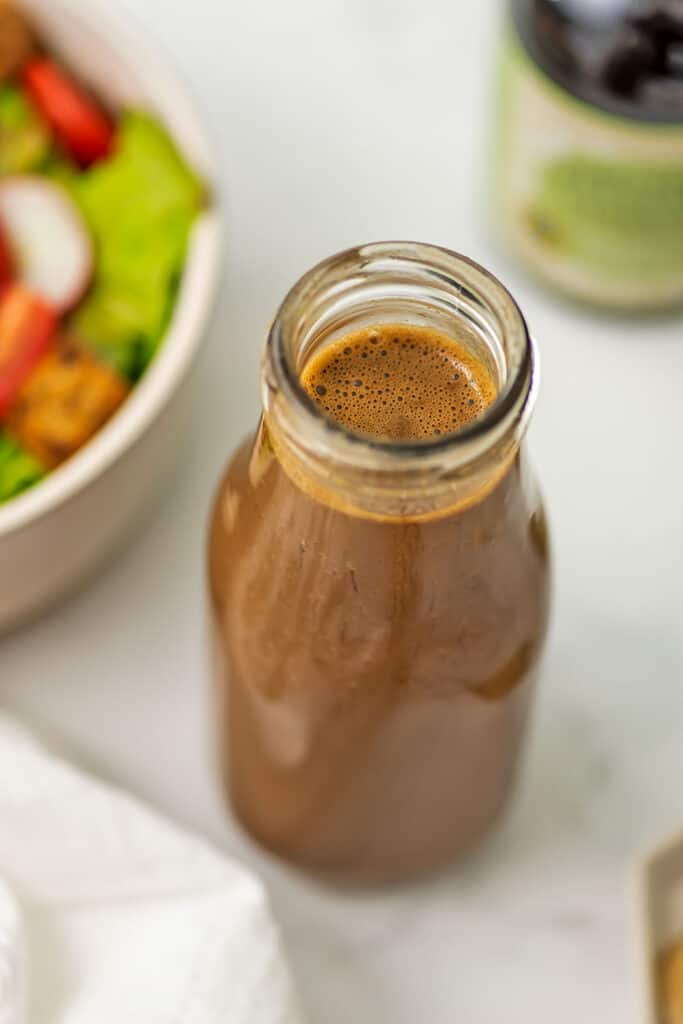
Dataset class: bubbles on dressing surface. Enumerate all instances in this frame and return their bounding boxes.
[300,324,497,441]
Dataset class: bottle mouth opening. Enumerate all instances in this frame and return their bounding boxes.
[266,241,535,467]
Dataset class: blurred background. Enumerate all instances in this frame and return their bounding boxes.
[1,0,682,1021]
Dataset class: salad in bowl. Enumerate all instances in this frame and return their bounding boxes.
[0,0,206,505]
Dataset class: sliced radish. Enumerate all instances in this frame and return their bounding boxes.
[0,177,93,314]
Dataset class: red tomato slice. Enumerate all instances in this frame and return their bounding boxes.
[0,285,57,417]
[23,59,114,168]
[0,222,13,285]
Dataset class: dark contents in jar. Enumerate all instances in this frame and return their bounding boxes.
[511,0,683,122]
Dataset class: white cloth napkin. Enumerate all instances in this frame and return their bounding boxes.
[0,714,303,1024]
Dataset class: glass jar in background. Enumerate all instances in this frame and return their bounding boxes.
[498,0,683,310]
[208,242,551,882]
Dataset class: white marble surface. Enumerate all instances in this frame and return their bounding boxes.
[2,1,683,1021]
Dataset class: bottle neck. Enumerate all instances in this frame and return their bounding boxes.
[261,242,537,522]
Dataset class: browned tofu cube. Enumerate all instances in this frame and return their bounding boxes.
[0,4,36,83]
[6,337,129,468]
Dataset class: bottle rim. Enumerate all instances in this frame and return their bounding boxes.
[265,241,536,472]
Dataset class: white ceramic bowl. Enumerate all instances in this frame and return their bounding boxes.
[0,0,222,632]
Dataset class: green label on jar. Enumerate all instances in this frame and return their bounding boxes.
[498,30,683,309]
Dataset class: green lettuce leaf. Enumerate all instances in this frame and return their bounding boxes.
[65,111,204,379]
[0,433,44,504]
[0,85,52,175]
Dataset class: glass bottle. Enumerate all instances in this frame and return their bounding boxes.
[208,242,551,882]
[498,0,683,310]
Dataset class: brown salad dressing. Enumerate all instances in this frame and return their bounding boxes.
[300,324,496,441]
[209,319,549,881]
